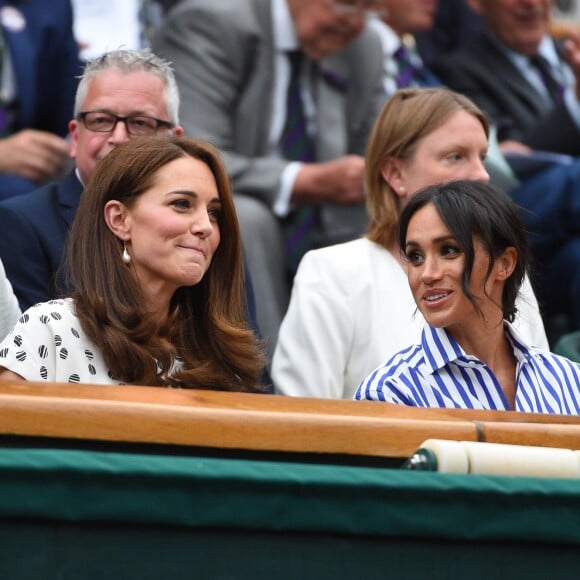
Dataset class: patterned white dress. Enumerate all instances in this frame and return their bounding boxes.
[0,299,122,384]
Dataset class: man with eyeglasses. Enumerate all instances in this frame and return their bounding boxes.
[0,48,183,310]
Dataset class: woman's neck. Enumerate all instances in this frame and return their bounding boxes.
[450,320,517,409]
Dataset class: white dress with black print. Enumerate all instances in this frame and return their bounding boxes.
[0,298,121,384]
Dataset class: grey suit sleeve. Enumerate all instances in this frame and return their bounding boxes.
[152,0,287,206]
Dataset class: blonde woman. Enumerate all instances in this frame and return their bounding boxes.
[273,88,547,399]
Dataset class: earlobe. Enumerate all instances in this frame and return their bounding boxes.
[380,158,406,196]
[103,200,130,240]
[497,247,518,280]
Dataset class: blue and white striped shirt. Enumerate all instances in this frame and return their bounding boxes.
[355,323,580,415]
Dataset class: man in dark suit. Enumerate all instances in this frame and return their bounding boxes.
[153,0,386,358]
[0,48,184,310]
[433,0,580,155]
[0,0,81,199]
[432,0,580,333]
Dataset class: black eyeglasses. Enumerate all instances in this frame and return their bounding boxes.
[78,111,174,136]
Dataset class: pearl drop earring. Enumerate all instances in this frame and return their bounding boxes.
[122,243,131,265]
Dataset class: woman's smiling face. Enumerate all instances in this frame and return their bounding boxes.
[404,202,506,334]
[115,155,222,303]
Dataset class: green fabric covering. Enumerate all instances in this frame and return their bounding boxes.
[1,521,579,580]
[553,330,580,363]
[0,447,579,545]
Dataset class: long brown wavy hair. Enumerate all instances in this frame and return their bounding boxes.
[67,135,264,391]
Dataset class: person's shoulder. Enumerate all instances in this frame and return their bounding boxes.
[384,341,424,372]
[170,0,258,24]
[356,342,424,401]
[533,348,580,373]
[15,0,73,23]
[0,181,64,233]
[509,322,579,374]
[298,238,386,277]
[23,298,74,318]
[0,180,60,213]
[367,342,424,383]
[160,0,263,54]
[433,32,489,71]
[303,237,367,260]
[8,300,76,344]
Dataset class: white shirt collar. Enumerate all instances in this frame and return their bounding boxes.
[367,18,400,57]
[273,0,299,52]
[490,33,560,70]
[421,320,534,375]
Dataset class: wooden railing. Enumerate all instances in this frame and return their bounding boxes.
[0,381,579,459]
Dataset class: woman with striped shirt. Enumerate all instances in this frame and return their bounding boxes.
[356,180,580,414]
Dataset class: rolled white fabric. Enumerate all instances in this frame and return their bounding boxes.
[419,439,469,474]
[461,441,580,478]
[411,440,580,478]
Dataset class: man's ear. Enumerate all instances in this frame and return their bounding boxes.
[103,200,130,240]
[69,119,79,159]
[496,246,518,280]
[380,157,407,198]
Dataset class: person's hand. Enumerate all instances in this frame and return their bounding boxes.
[0,129,70,183]
[564,30,580,98]
[291,155,366,205]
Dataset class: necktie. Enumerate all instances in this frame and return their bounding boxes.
[393,44,439,89]
[529,55,565,104]
[281,51,318,274]
[394,44,419,87]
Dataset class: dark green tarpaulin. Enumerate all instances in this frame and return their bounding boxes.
[0,448,578,578]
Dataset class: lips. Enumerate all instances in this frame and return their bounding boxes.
[422,289,452,305]
[178,245,205,258]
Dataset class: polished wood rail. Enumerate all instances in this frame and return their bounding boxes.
[0,381,579,458]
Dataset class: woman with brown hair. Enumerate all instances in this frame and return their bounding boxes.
[273,87,548,399]
[0,135,264,391]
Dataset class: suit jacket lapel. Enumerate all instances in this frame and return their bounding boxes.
[58,171,84,228]
[481,33,551,118]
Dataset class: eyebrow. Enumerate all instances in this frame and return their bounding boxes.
[405,235,457,247]
[167,190,221,204]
